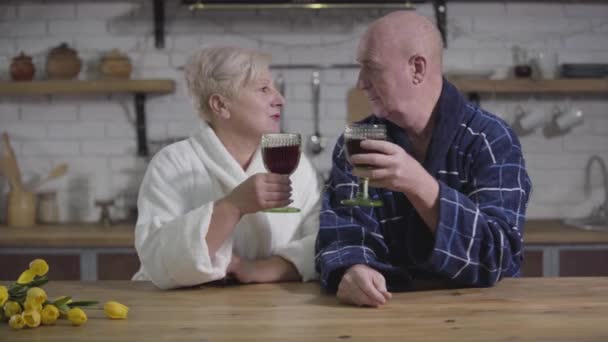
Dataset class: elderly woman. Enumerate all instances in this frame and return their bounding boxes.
[132,46,322,289]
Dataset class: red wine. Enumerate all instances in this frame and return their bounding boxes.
[345,138,375,168]
[262,145,300,175]
[345,138,375,157]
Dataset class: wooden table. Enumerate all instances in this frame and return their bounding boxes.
[1,278,608,341]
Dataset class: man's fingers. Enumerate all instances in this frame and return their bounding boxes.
[359,139,398,155]
[372,274,392,301]
[354,275,386,306]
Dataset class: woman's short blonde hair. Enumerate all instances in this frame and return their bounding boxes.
[184,46,271,122]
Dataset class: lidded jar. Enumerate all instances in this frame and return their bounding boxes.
[10,52,36,81]
[100,49,132,79]
[46,42,82,80]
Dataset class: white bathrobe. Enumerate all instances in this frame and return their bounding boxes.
[132,122,322,289]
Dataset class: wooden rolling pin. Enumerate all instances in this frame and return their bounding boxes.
[1,132,23,191]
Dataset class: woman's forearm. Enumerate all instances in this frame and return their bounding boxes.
[205,197,242,256]
[255,256,301,283]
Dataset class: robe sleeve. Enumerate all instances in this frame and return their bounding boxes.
[134,149,232,289]
[274,156,323,281]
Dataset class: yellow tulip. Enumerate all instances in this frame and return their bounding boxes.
[26,287,47,305]
[17,269,36,284]
[0,285,8,306]
[29,258,49,276]
[4,301,22,317]
[23,309,41,328]
[41,304,60,325]
[24,297,42,312]
[104,301,129,319]
[9,314,26,330]
[67,307,87,326]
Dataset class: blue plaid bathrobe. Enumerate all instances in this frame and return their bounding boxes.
[315,80,532,292]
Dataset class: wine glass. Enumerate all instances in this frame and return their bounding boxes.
[261,133,302,213]
[340,123,387,207]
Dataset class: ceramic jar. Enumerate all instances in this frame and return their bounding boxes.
[100,49,132,79]
[7,190,37,227]
[46,43,82,80]
[10,52,36,81]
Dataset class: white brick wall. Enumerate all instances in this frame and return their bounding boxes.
[1,0,608,222]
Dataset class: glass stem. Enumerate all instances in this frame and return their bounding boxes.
[357,177,370,200]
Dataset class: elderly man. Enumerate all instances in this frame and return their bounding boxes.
[315,11,532,307]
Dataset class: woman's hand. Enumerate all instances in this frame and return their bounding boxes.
[227,254,301,284]
[224,173,292,215]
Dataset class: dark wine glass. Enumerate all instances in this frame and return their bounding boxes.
[261,133,301,213]
[341,124,387,207]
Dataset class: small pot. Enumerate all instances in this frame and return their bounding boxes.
[100,49,132,79]
[10,52,36,81]
[46,42,82,80]
[514,65,532,78]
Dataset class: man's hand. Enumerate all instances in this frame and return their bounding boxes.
[349,139,422,194]
[224,173,292,215]
[337,264,392,307]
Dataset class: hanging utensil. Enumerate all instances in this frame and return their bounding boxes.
[275,72,286,133]
[1,132,23,191]
[29,163,68,190]
[307,70,326,155]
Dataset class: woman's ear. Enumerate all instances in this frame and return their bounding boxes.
[409,54,427,85]
[208,94,231,120]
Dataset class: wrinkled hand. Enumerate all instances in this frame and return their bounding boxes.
[224,173,292,215]
[337,264,392,307]
[227,254,258,284]
[350,140,421,193]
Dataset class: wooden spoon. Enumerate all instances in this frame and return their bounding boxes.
[30,163,68,190]
[1,132,23,191]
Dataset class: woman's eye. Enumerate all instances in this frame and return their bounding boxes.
[261,86,270,93]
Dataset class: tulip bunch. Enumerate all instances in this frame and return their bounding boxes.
[1,258,129,330]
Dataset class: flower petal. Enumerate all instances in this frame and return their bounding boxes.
[17,269,36,284]
[29,259,49,276]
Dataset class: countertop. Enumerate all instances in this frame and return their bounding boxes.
[1,220,608,248]
[1,278,608,341]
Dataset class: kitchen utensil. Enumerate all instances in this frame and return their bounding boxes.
[307,70,326,155]
[7,190,37,227]
[347,87,372,123]
[275,72,286,132]
[30,163,68,190]
[1,132,23,191]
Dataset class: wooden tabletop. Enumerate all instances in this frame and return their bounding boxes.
[1,278,608,341]
[1,219,608,248]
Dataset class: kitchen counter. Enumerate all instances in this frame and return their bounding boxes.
[1,278,608,341]
[1,219,608,248]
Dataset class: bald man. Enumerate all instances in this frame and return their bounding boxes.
[315,12,532,307]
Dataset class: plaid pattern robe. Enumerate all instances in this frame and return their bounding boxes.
[315,80,532,292]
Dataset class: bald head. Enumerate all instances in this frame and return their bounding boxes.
[363,11,443,69]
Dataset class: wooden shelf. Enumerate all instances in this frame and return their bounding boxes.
[0,79,175,96]
[450,78,608,94]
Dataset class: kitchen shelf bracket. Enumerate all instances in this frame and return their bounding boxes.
[154,0,165,49]
[134,93,149,157]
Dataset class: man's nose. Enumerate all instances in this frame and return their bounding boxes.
[357,71,369,90]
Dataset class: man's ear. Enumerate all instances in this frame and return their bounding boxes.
[409,54,427,85]
[208,94,231,120]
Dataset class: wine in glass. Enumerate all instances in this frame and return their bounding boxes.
[261,133,301,213]
[341,123,387,207]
